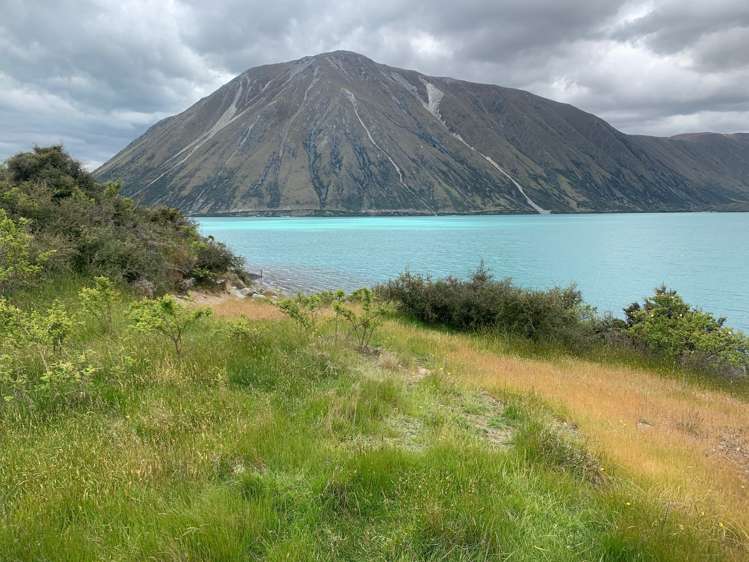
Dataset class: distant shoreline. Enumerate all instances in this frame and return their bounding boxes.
[189,208,748,218]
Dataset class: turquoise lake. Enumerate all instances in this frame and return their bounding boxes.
[197,213,749,332]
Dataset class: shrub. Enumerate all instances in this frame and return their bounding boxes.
[334,288,386,351]
[226,316,263,348]
[79,276,119,333]
[29,300,77,356]
[1,354,95,408]
[0,298,90,407]
[128,295,211,357]
[1,146,244,294]
[625,286,749,377]
[191,237,244,285]
[0,298,24,340]
[378,266,593,345]
[33,358,97,406]
[0,208,50,294]
[0,299,77,365]
[277,294,324,332]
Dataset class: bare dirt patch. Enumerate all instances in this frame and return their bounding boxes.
[712,427,749,480]
[460,391,513,448]
[182,291,285,320]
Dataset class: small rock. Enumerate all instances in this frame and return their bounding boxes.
[637,418,654,430]
[230,287,253,299]
[132,278,155,298]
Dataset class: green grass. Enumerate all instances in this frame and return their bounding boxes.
[0,280,742,560]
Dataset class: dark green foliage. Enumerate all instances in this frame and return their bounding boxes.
[6,144,96,199]
[0,146,243,293]
[624,286,749,377]
[191,235,245,285]
[381,267,748,380]
[378,265,593,345]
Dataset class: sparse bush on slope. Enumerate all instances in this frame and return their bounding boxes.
[129,295,211,358]
[0,208,51,294]
[378,265,595,346]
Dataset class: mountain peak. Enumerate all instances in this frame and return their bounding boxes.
[96,54,749,215]
[315,49,371,60]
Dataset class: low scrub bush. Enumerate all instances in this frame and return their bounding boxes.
[277,293,324,332]
[0,297,94,410]
[380,267,748,379]
[79,276,120,333]
[378,265,594,346]
[624,286,749,377]
[0,208,51,294]
[333,288,386,351]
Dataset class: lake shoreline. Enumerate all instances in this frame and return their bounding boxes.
[198,212,749,332]
[189,208,748,218]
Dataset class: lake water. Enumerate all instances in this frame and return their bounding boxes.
[197,213,749,332]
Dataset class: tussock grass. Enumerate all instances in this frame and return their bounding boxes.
[0,285,744,560]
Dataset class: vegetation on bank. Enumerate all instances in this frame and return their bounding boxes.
[378,268,749,380]
[1,146,748,559]
[0,146,244,295]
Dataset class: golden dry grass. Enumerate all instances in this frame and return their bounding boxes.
[184,292,285,320]
[384,321,749,537]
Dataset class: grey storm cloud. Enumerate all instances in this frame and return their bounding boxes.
[1,0,748,167]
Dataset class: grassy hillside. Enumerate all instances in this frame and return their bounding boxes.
[0,279,747,560]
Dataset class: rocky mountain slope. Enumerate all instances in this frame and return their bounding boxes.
[96,51,749,215]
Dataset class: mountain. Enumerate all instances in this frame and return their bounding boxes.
[95,51,749,215]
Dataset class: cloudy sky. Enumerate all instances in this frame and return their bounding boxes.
[1,0,748,168]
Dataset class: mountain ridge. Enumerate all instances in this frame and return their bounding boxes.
[96,50,749,215]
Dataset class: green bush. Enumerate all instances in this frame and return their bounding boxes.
[333,288,386,350]
[79,276,120,333]
[0,208,51,294]
[277,293,324,332]
[0,297,92,408]
[0,146,244,294]
[378,265,594,345]
[191,236,244,285]
[625,286,749,377]
[128,295,211,358]
[380,268,748,379]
